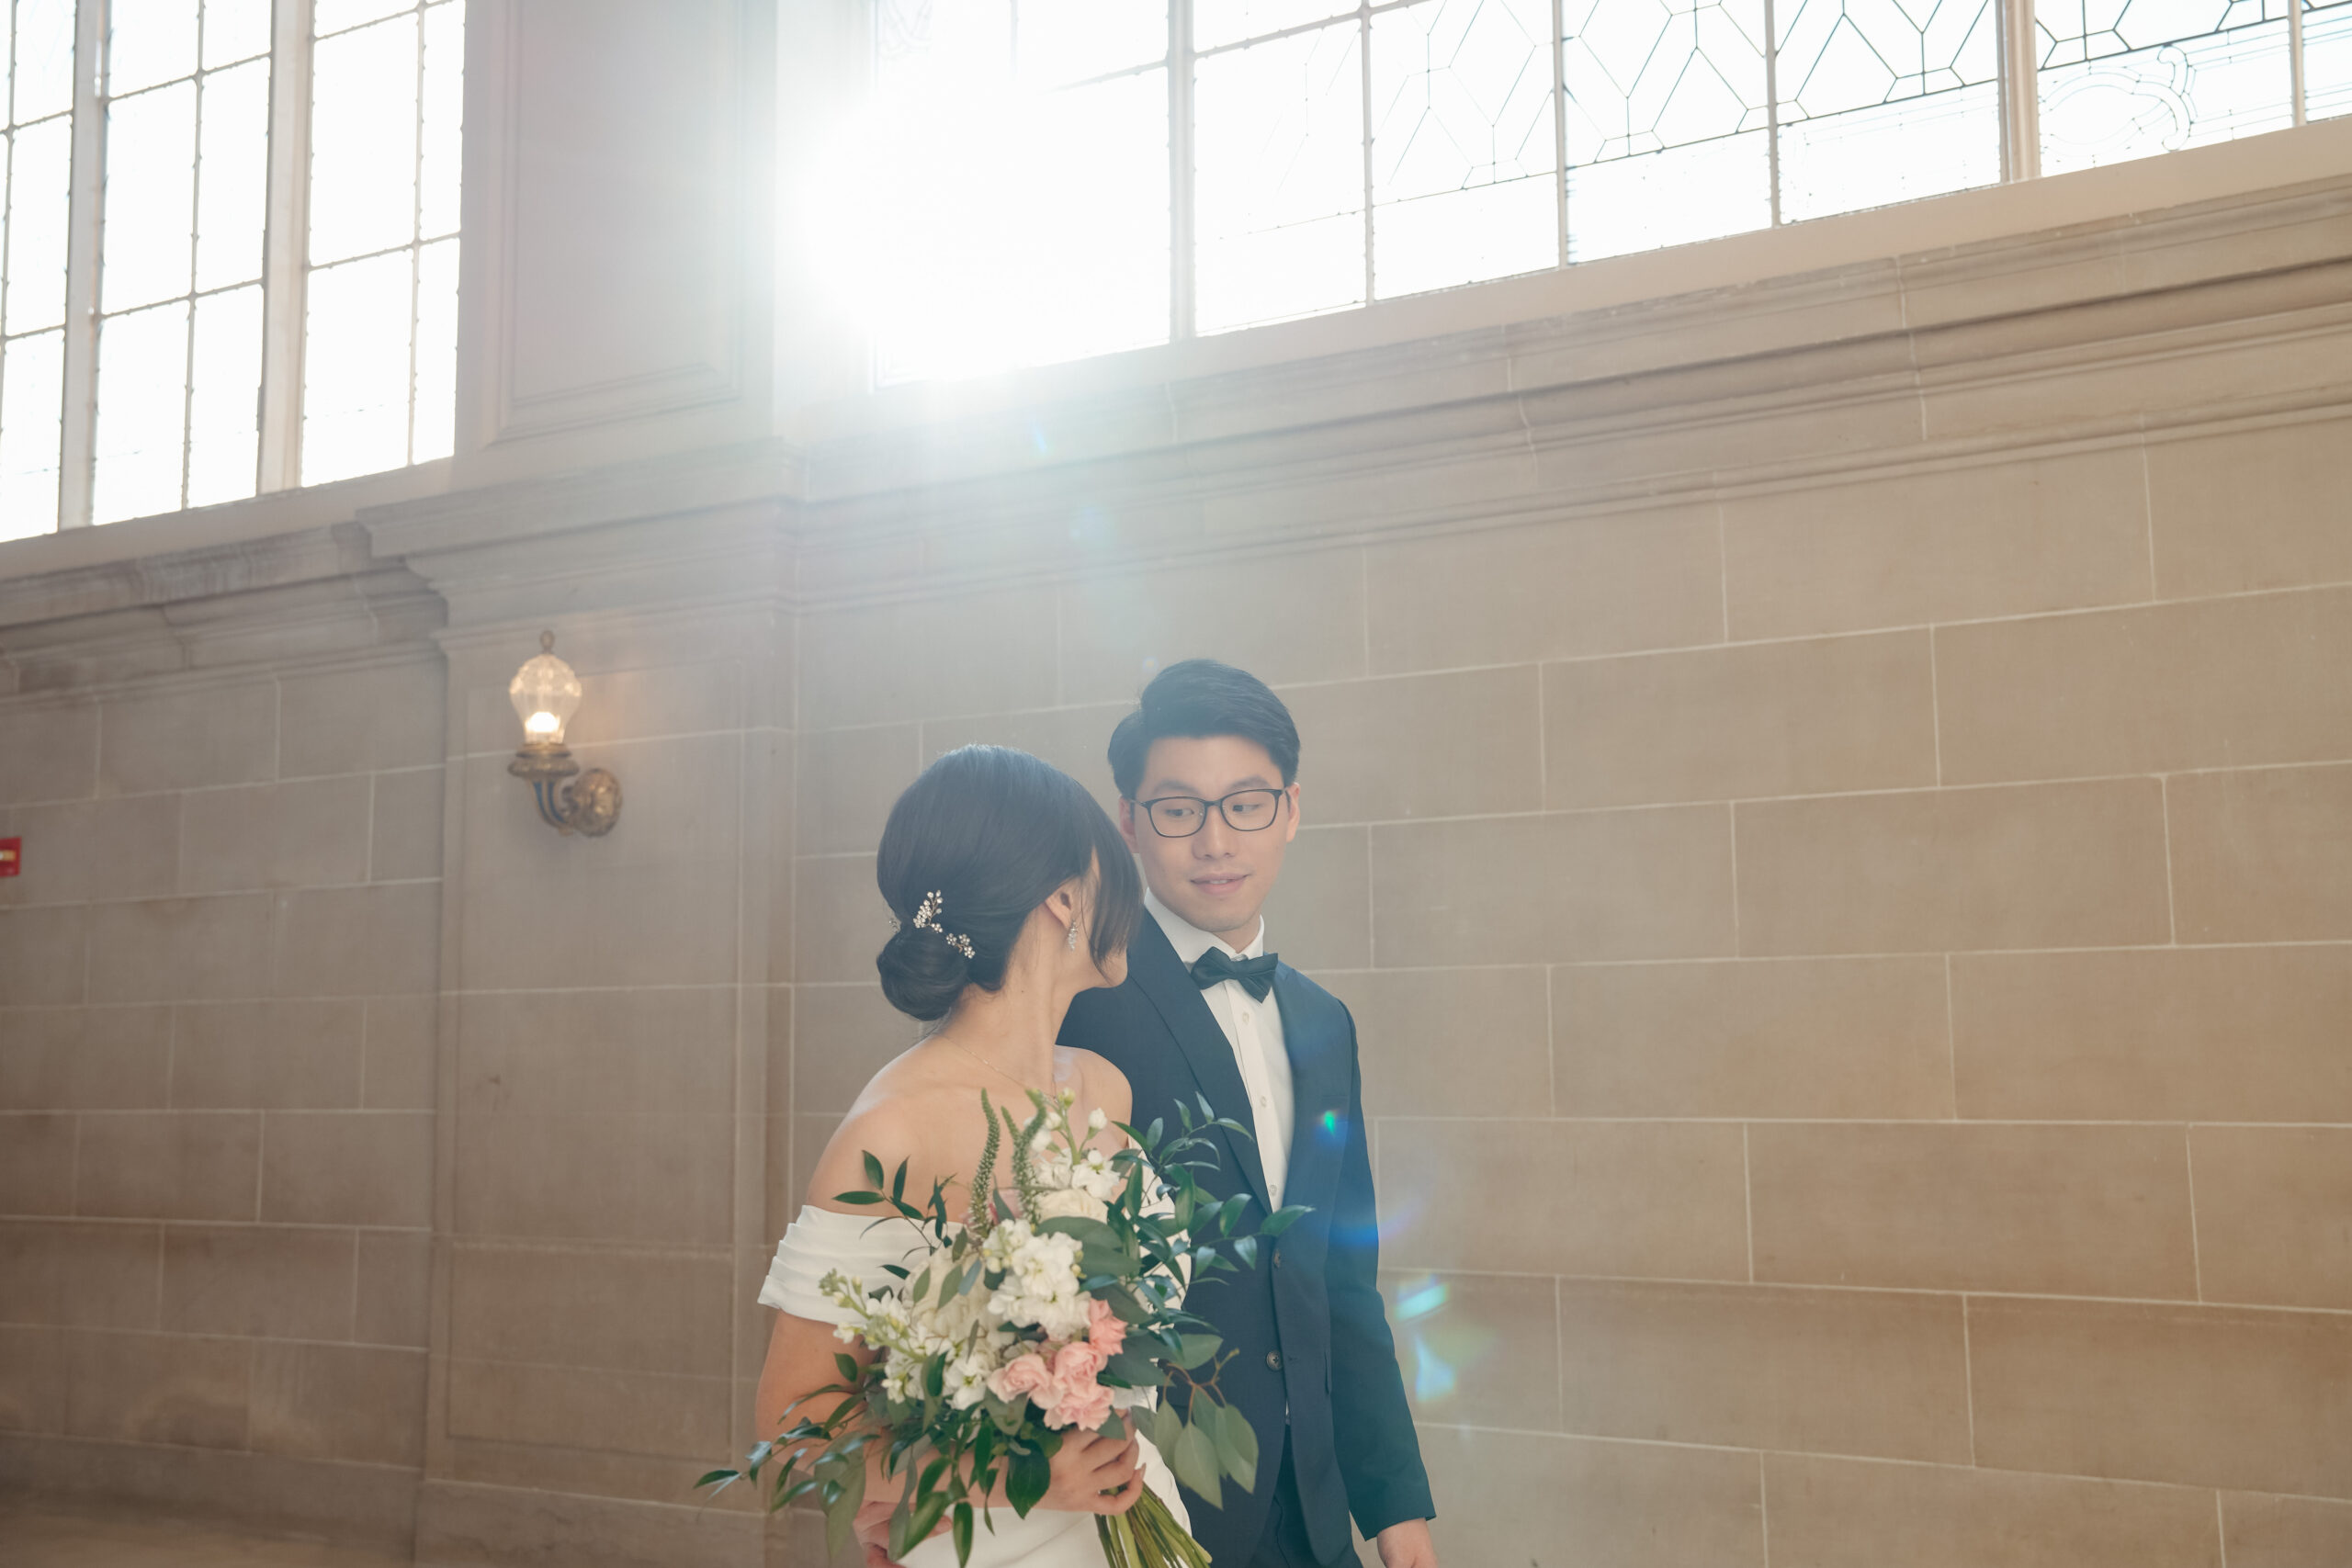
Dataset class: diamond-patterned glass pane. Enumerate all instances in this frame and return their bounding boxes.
[1194,0,1352,51]
[1370,0,1557,296]
[1776,0,1999,220]
[1194,17,1363,331]
[854,1,1170,381]
[1561,0,1773,258]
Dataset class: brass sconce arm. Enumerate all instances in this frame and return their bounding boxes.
[508,743,623,837]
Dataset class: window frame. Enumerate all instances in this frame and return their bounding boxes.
[32,0,458,533]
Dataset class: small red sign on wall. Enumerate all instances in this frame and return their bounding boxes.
[0,838,17,876]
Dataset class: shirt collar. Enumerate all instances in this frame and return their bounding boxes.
[1145,887,1264,965]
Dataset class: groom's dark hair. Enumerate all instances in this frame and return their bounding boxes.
[1108,659,1300,800]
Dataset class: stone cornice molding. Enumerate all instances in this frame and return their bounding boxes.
[1,175,2346,653]
[0,522,443,696]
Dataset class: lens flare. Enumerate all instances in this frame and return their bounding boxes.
[1409,1332,1457,1404]
[1395,1280,1449,1322]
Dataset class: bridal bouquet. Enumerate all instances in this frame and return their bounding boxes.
[702,1089,1305,1567]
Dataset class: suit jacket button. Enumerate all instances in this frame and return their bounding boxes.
[1266,1350,1283,1371]
[1272,1248,1283,1268]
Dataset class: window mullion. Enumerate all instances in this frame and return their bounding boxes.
[1998,0,2041,179]
[2290,0,2308,126]
[1553,0,1567,267]
[257,0,314,492]
[1765,0,1781,225]
[1359,1,1373,306]
[1170,0,1194,342]
[55,0,107,529]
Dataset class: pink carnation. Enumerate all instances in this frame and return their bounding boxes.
[1086,1297,1126,1357]
[986,1353,1058,1408]
[1046,1380,1114,1431]
[1050,1339,1107,1387]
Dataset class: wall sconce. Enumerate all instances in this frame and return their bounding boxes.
[507,631,622,837]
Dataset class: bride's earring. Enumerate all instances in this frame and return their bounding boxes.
[1067,919,1081,952]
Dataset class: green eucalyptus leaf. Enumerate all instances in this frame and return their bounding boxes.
[1151,1395,1184,1463]
[838,1450,866,1517]
[1175,1332,1221,1368]
[824,1491,857,1562]
[1007,1444,1051,1517]
[909,1488,948,1548]
[1216,1399,1260,1491]
[1172,1419,1223,1508]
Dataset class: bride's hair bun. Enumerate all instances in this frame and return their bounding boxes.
[872,746,1141,1023]
[876,917,971,1021]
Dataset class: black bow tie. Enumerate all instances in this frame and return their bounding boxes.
[1189,948,1278,1002]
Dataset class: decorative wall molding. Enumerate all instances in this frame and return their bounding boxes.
[4,175,2348,682]
[458,0,774,458]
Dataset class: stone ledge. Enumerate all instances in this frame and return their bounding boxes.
[0,1432,421,1554]
[414,1478,765,1568]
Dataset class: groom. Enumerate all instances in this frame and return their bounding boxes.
[1060,660,1438,1568]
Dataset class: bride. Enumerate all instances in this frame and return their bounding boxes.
[754,745,1190,1567]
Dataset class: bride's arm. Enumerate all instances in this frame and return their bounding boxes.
[752,1100,927,1461]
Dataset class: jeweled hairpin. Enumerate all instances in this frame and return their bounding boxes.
[910,890,975,959]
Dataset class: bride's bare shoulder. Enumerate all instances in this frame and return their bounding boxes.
[1061,1047,1132,1128]
[806,1047,984,1213]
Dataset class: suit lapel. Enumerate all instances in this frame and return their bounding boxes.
[1125,918,1274,1215]
[1272,964,1342,1208]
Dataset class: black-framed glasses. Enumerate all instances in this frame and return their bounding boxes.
[1136,788,1288,839]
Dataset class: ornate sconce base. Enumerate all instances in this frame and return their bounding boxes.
[509,746,623,837]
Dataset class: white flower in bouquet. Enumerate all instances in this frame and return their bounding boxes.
[944,1348,997,1410]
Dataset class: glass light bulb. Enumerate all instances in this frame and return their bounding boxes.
[509,634,583,747]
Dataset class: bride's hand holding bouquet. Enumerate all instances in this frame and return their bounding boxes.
[704,1087,1306,1568]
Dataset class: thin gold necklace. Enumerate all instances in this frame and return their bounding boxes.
[939,1035,1048,1098]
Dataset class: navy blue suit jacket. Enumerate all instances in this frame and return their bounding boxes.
[1060,918,1433,1565]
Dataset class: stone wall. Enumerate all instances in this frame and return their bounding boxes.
[0,538,446,1547]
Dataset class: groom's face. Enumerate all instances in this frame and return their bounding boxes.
[1118,734,1301,945]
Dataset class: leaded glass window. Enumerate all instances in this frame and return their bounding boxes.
[2312,0,2352,118]
[2039,0,2296,172]
[0,0,73,539]
[91,0,270,525]
[301,0,463,486]
[1776,0,2001,221]
[858,0,1171,384]
[0,0,464,538]
[848,0,2337,384]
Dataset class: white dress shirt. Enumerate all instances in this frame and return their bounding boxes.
[1146,888,1295,1210]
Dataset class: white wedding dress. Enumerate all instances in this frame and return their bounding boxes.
[761,1206,1190,1568]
